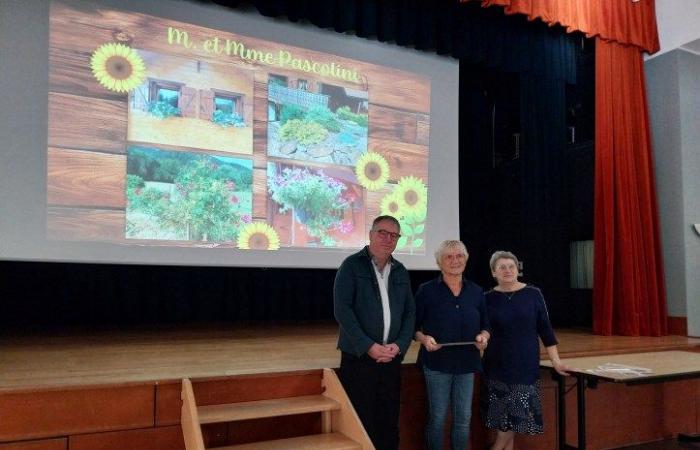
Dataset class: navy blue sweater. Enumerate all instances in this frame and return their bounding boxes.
[415,276,490,374]
[483,285,558,384]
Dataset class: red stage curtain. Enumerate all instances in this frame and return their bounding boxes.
[477,0,659,53]
[592,39,667,336]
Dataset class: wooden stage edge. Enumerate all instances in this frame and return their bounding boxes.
[1,321,699,392]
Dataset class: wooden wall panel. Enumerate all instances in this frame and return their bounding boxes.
[0,439,66,450]
[252,167,267,220]
[48,93,127,154]
[253,108,268,143]
[155,382,182,427]
[0,384,154,442]
[416,113,430,146]
[368,138,428,183]
[47,147,126,208]
[49,47,121,100]
[368,105,418,144]
[69,426,184,450]
[47,207,125,241]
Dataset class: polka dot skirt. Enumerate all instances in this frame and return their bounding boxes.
[482,378,544,435]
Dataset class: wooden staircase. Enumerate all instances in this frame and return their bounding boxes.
[182,368,374,450]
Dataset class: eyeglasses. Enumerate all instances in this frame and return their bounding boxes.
[373,228,401,241]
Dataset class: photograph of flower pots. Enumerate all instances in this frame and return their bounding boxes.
[267,163,364,248]
[46,0,431,254]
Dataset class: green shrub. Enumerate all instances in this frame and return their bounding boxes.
[127,174,145,191]
[279,119,328,146]
[280,104,305,125]
[336,105,368,128]
[306,106,341,132]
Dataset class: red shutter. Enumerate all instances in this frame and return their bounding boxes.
[179,86,197,118]
[199,89,214,120]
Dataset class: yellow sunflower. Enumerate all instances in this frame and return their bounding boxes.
[380,192,404,218]
[355,152,390,191]
[395,176,428,216]
[237,222,281,250]
[238,222,280,250]
[90,43,146,93]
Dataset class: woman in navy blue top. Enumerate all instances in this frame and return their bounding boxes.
[482,251,571,450]
[414,240,491,450]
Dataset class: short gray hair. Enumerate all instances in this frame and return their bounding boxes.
[489,250,519,271]
[435,240,468,266]
[372,215,400,232]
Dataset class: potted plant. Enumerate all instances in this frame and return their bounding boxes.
[268,166,350,246]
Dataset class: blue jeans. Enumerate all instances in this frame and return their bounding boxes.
[423,366,475,450]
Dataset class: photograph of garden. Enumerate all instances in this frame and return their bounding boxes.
[267,162,365,248]
[266,75,369,166]
[127,50,254,155]
[126,146,253,243]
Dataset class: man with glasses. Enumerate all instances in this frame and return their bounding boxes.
[334,215,416,450]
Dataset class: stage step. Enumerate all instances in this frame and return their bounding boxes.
[182,369,374,450]
[211,432,362,450]
[199,395,341,424]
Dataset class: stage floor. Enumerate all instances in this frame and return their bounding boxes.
[1,322,698,391]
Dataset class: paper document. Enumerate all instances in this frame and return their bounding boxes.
[438,341,478,347]
[585,363,652,377]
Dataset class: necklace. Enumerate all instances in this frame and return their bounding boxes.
[503,291,517,300]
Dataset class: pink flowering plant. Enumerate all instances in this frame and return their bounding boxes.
[268,166,350,246]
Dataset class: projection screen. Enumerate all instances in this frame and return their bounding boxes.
[0,0,460,269]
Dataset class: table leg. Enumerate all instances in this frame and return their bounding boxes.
[576,373,587,450]
[557,373,567,450]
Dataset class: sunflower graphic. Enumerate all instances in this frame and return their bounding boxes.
[380,192,403,218]
[237,222,281,250]
[90,43,146,93]
[395,176,428,216]
[355,152,390,191]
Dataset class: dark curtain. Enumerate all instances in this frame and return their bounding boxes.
[518,73,569,323]
[0,0,580,330]
[458,26,576,324]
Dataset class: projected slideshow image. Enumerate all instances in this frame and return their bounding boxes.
[127,50,254,155]
[267,74,369,166]
[126,147,253,242]
[46,0,431,254]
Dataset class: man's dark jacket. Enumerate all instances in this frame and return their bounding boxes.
[334,246,415,359]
